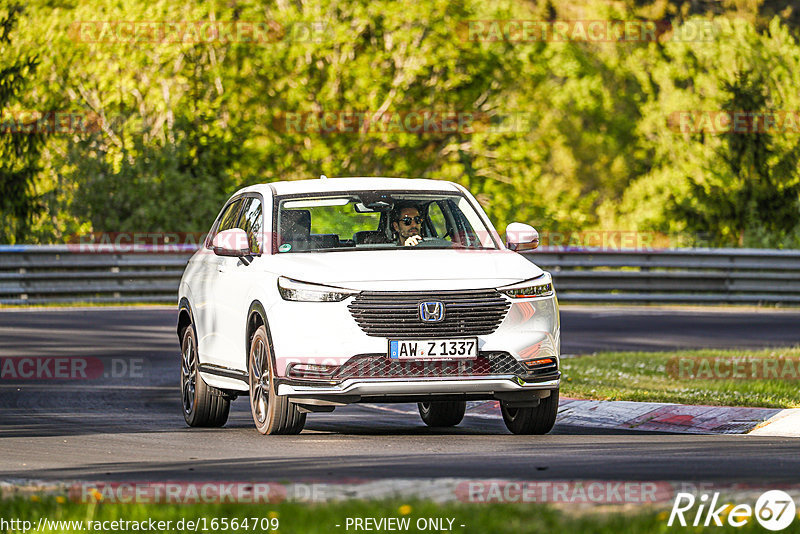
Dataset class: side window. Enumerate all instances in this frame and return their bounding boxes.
[208,198,243,247]
[218,199,243,232]
[428,202,452,240]
[448,199,484,247]
[428,201,450,240]
[238,197,264,254]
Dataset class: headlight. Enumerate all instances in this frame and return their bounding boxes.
[500,274,554,299]
[277,277,358,302]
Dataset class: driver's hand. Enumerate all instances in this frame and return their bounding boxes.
[404,235,422,247]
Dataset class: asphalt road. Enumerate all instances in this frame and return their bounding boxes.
[1,306,799,484]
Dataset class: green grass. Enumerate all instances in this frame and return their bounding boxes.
[560,347,800,408]
[0,496,781,533]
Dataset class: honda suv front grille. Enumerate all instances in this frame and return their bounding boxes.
[347,289,511,338]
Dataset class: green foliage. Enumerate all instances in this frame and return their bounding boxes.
[0,4,43,243]
[671,70,800,246]
[617,16,800,246]
[3,0,800,244]
[20,0,252,234]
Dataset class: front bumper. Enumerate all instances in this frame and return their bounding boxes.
[277,375,559,398]
[264,283,561,404]
[267,292,561,375]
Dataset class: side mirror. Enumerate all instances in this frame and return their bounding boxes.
[505,222,539,252]
[212,228,250,257]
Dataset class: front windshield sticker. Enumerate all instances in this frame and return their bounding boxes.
[279,243,292,252]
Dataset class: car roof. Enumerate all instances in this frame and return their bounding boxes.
[234,177,462,197]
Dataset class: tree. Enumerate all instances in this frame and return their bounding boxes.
[672,70,800,245]
[0,4,42,243]
[617,16,800,247]
[6,0,800,245]
[67,46,246,233]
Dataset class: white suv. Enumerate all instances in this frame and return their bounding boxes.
[178,177,560,435]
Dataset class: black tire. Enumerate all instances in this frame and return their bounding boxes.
[500,388,559,435]
[418,400,466,427]
[180,325,230,427]
[248,325,306,435]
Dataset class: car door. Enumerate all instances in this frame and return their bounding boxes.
[195,197,244,366]
[210,195,266,370]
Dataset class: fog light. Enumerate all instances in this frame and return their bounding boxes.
[287,363,338,379]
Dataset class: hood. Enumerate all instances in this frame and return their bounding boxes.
[261,249,544,291]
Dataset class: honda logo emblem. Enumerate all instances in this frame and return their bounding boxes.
[419,301,445,323]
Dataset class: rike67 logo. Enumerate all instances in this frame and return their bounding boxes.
[668,490,796,530]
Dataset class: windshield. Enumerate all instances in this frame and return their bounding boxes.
[275,191,498,253]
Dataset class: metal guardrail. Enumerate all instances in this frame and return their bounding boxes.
[526,247,800,304]
[0,245,192,305]
[0,245,799,305]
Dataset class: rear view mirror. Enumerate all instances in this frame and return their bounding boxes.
[212,228,250,257]
[505,222,539,252]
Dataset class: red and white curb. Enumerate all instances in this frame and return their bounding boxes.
[367,399,797,437]
[554,399,785,435]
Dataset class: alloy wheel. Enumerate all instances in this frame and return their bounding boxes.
[250,337,269,424]
[181,335,196,414]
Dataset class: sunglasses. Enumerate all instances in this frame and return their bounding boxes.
[399,216,423,225]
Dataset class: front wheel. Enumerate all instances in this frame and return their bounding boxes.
[248,325,306,435]
[418,400,466,427]
[180,325,230,427]
[500,389,559,435]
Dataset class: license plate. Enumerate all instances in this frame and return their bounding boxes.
[389,338,478,360]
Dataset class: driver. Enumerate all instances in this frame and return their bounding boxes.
[391,202,424,247]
